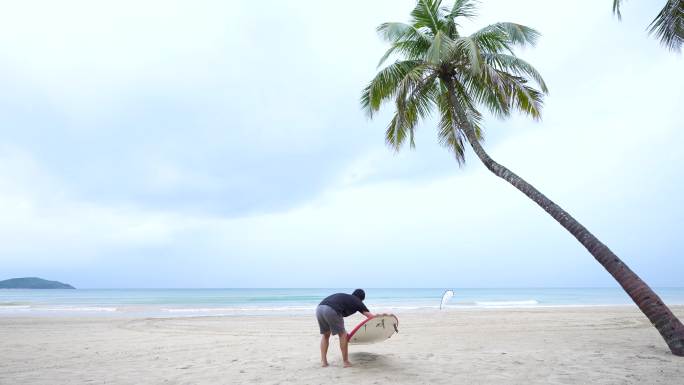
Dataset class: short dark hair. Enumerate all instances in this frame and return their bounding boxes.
[352,289,365,301]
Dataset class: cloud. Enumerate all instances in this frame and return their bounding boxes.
[0,0,682,287]
[0,0,418,216]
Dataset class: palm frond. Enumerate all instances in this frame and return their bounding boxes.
[470,28,514,54]
[498,72,544,120]
[483,53,548,93]
[385,111,412,151]
[449,77,484,130]
[361,60,425,117]
[444,0,478,20]
[436,81,484,163]
[436,91,467,163]
[377,22,432,44]
[490,22,541,47]
[459,67,510,119]
[386,74,439,150]
[648,0,684,51]
[411,0,444,34]
[613,0,625,20]
[376,22,433,66]
[452,36,483,73]
[363,0,546,161]
[426,30,455,64]
[377,39,432,66]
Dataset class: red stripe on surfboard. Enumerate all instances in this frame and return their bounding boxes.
[347,314,399,340]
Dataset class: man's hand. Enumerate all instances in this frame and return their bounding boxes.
[361,311,375,319]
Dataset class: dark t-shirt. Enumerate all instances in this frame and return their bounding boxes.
[319,293,369,317]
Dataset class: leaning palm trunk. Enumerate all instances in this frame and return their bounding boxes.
[364,0,683,356]
[444,78,684,356]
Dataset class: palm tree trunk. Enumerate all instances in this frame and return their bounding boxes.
[444,78,684,356]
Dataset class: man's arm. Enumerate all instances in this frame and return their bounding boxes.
[361,311,375,319]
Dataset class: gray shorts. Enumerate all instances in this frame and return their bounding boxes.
[316,304,345,335]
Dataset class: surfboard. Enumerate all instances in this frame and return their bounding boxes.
[348,314,399,345]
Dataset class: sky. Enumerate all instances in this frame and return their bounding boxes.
[0,0,682,288]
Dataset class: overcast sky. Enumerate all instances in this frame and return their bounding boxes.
[0,0,682,288]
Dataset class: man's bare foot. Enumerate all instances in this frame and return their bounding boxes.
[343,361,352,368]
[321,361,329,367]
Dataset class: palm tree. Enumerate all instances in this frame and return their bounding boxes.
[361,0,684,356]
[613,0,683,51]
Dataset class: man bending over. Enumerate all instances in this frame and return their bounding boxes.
[315,289,374,367]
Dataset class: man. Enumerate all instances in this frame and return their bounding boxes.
[316,289,374,367]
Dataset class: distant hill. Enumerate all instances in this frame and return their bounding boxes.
[0,277,75,289]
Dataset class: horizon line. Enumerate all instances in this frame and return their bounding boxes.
[11,286,683,290]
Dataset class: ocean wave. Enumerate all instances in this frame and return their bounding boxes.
[0,306,119,314]
[373,305,439,311]
[474,300,539,307]
[0,305,31,310]
[41,307,118,312]
[162,306,316,313]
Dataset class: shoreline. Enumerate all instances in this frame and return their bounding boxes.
[2,302,683,319]
[2,302,683,318]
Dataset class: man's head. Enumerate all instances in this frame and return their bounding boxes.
[352,289,365,301]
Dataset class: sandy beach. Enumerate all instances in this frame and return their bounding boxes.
[1,306,682,385]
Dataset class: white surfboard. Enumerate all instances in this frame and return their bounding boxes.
[348,314,399,345]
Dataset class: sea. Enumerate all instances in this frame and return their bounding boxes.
[1,287,683,318]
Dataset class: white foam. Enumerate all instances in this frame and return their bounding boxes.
[373,305,438,311]
[162,306,315,313]
[42,307,118,312]
[474,300,539,308]
[0,305,31,310]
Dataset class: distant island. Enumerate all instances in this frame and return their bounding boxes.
[0,277,75,289]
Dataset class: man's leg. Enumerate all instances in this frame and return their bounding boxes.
[339,331,351,367]
[320,332,331,367]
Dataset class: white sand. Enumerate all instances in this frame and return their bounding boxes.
[1,306,683,384]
